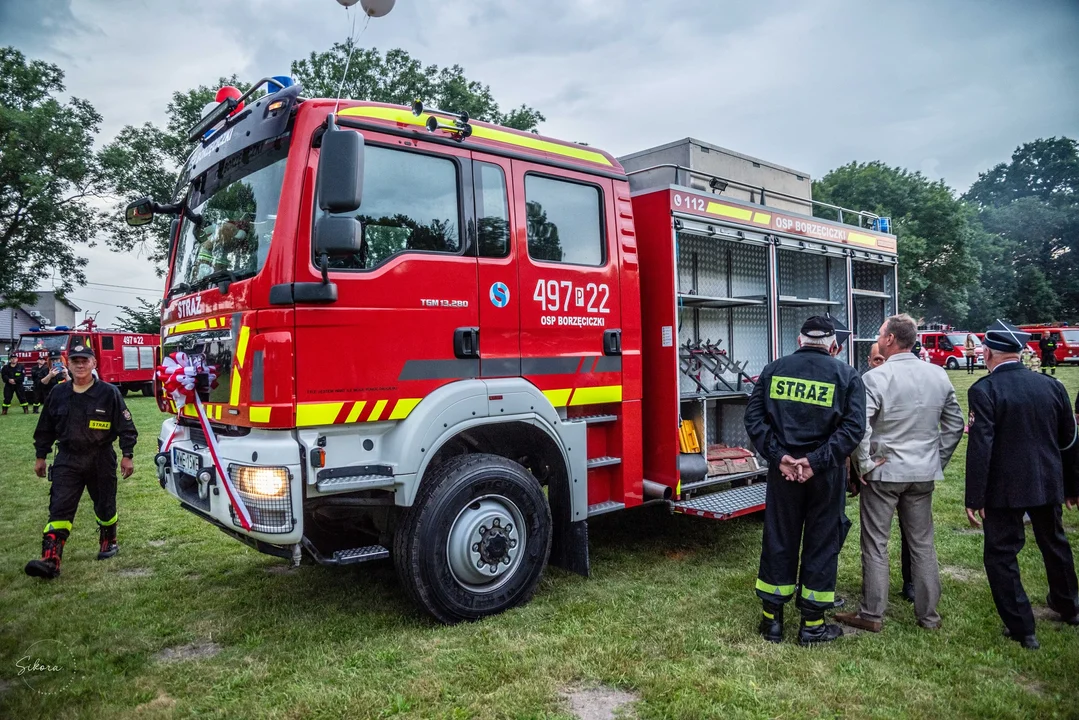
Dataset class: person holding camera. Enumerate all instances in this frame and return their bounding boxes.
[24,343,137,580]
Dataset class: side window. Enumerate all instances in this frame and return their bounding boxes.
[924,336,936,349]
[139,346,155,369]
[475,162,509,257]
[101,336,115,350]
[524,174,604,266]
[320,145,460,270]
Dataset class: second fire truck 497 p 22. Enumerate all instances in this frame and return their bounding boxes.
[125,78,899,623]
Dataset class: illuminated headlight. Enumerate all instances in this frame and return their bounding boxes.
[232,466,289,498]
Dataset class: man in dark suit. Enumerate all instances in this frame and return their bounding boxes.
[965,320,1079,650]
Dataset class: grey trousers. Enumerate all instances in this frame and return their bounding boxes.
[858,480,942,627]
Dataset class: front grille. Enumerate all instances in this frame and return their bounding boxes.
[228,466,294,534]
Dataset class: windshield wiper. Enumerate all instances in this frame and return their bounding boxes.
[167,282,194,298]
[198,269,238,294]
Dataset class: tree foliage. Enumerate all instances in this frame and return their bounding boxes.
[114,297,162,334]
[0,47,104,308]
[812,162,980,322]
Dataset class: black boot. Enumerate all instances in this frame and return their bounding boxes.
[798,614,843,645]
[901,581,915,603]
[1,407,7,415]
[759,603,784,643]
[32,405,39,414]
[24,533,65,579]
[97,523,118,560]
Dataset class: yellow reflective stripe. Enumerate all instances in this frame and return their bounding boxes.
[345,401,368,424]
[165,320,207,337]
[181,405,197,417]
[44,521,73,534]
[847,232,879,247]
[762,610,775,620]
[389,398,421,420]
[801,587,835,603]
[804,618,824,627]
[249,406,271,423]
[769,376,835,408]
[569,385,622,406]
[229,367,242,406]
[235,326,251,369]
[706,202,754,222]
[337,106,614,167]
[296,402,344,427]
[366,399,388,422]
[88,420,111,430]
[542,389,572,408]
[96,513,117,527]
[755,578,796,597]
[752,212,772,224]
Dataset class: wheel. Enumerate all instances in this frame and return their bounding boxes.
[119,386,129,397]
[141,382,154,397]
[393,453,552,624]
[946,358,959,370]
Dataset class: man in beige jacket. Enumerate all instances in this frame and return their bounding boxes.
[837,314,965,631]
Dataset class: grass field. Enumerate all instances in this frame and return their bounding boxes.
[2,368,1079,719]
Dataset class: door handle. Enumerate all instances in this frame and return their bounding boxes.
[454,327,480,359]
[603,329,622,356]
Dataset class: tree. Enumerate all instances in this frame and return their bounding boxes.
[963,138,1079,324]
[115,297,162,334]
[102,42,545,271]
[0,47,105,309]
[812,162,980,322]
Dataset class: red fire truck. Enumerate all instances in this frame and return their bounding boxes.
[1019,324,1079,364]
[125,78,898,623]
[917,329,984,370]
[14,318,159,396]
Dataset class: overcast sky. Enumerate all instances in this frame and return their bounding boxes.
[2,0,1077,326]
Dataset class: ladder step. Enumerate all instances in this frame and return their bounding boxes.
[588,501,625,517]
[570,413,618,425]
[331,545,390,565]
[316,474,395,493]
[587,456,622,469]
[672,482,766,521]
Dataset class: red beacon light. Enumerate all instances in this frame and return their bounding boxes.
[193,85,247,142]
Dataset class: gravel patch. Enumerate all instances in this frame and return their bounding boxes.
[153,642,221,663]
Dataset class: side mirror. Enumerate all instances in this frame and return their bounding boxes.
[317,117,364,213]
[314,216,364,257]
[125,196,155,226]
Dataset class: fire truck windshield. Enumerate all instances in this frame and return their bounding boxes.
[16,334,68,353]
[171,137,289,292]
[947,333,980,348]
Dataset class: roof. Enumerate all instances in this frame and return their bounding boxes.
[618,137,812,180]
[32,290,80,312]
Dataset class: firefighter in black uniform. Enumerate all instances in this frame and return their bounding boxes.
[965,320,1079,650]
[24,342,137,579]
[745,316,867,644]
[1038,332,1058,375]
[29,355,56,413]
[2,355,29,414]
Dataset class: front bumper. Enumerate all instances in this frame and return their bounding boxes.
[156,417,303,545]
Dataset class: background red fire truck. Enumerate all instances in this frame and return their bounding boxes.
[125,77,898,623]
[917,328,984,369]
[1019,324,1079,364]
[14,318,158,396]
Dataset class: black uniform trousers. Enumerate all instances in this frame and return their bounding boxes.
[3,381,27,408]
[757,466,846,616]
[43,451,118,541]
[983,504,1079,636]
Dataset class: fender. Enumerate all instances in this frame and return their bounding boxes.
[380,378,588,522]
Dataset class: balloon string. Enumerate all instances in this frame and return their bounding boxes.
[334,8,372,114]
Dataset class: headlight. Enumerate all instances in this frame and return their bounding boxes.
[232,466,289,498]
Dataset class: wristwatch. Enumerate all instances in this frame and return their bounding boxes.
[123,453,134,460]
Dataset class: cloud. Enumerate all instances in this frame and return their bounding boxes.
[2,0,1077,323]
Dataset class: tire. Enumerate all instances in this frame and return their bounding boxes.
[119,386,129,397]
[392,453,552,624]
[141,382,154,397]
[946,358,959,370]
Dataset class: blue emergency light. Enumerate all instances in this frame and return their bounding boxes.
[54,326,70,331]
[873,217,892,233]
[29,326,40,332]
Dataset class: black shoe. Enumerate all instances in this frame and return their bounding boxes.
[798,618,843,645]
[901,582,915,603]
[25,533,64,579]
[831,596,846,610]
[759,606,784,643]
[97,525,118,560]
[1046,596,1079,625]
[1002,626,1040,649]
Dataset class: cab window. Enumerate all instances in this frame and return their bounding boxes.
[321,145,461,270]
[101,337,115,350]
[524,174,604,266]
[924,336,937,349]
[475,162,509,258]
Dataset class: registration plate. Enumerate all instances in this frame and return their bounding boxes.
[173,448,202,477]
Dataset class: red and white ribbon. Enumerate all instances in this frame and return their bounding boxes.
[156,352,253,530]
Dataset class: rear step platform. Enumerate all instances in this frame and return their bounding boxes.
[672,482,766,521]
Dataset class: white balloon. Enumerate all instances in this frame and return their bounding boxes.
[200,100,218,118]
[360,0,395,17]
[336,0,360,6]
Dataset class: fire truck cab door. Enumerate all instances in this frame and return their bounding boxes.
[510,160,623,410]
[294,135,480,423]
